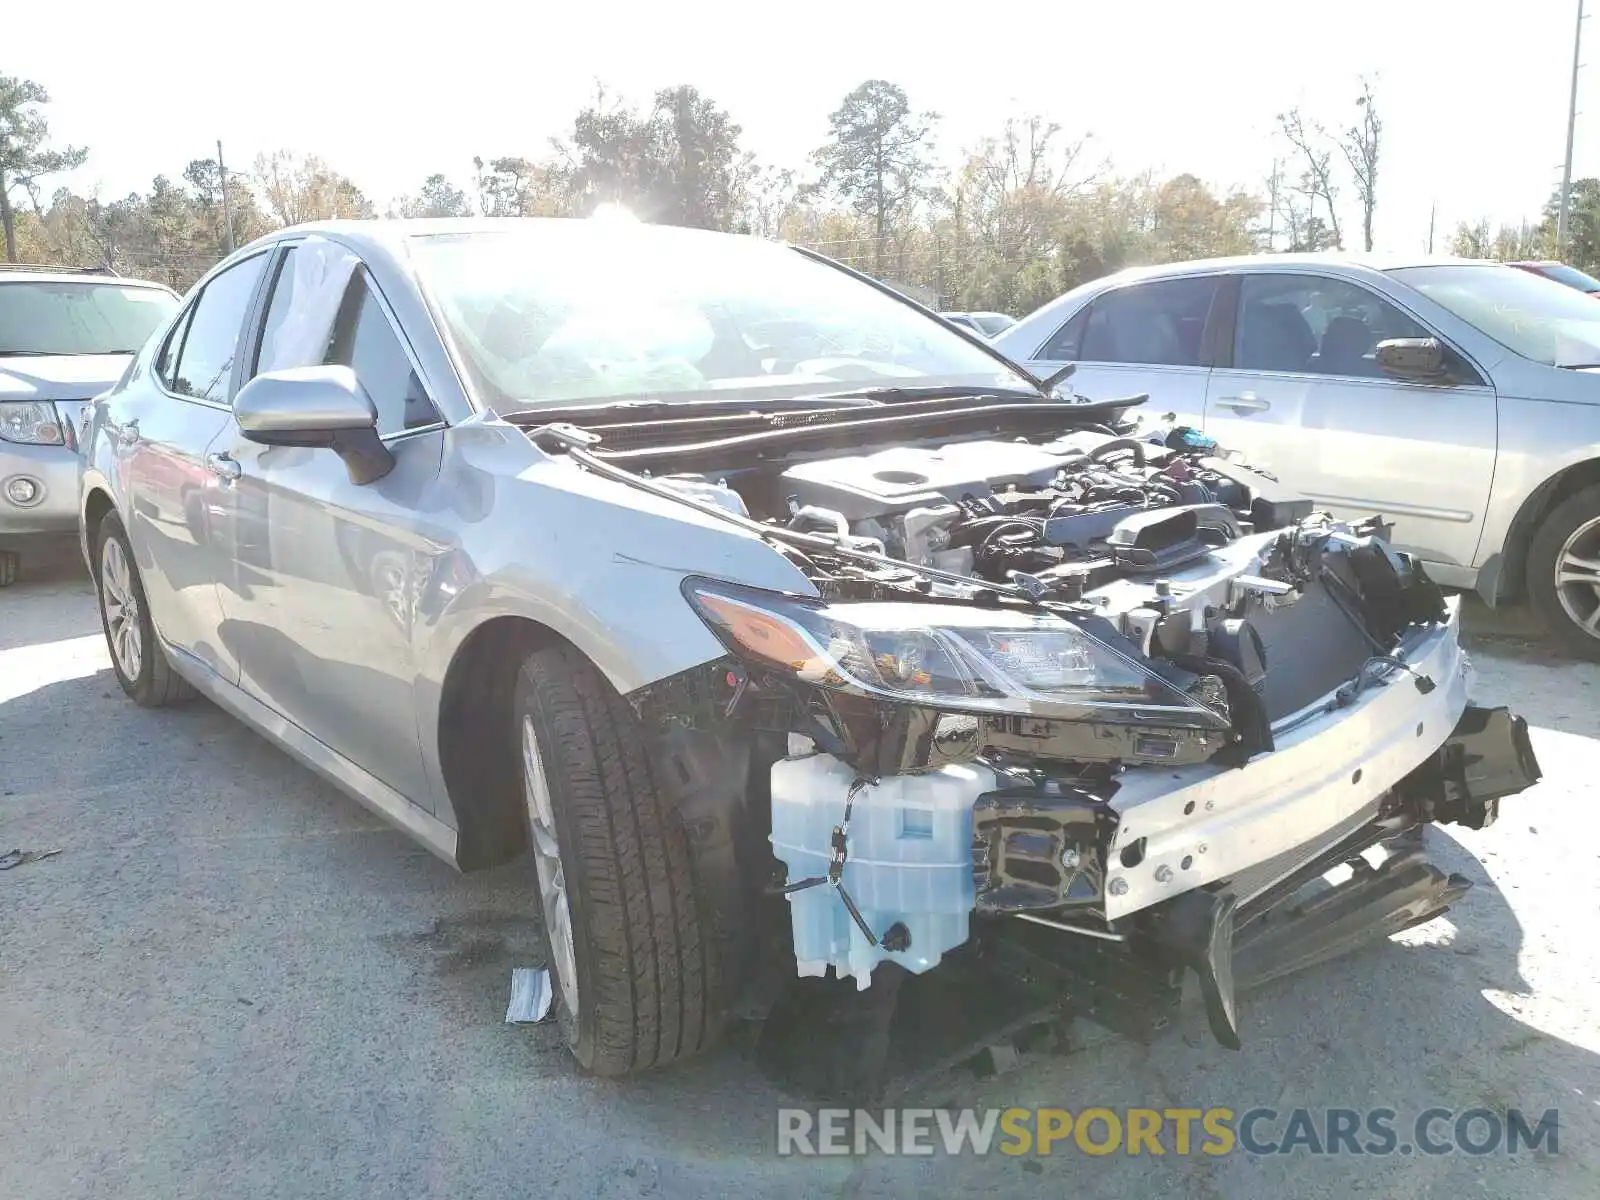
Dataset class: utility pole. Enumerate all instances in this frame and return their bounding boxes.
[1427,200,1437,254]
[1266,158,1279,250]
[217,139,236,255]
[1557,0,1587,255]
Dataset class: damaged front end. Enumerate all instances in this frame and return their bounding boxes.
[528,401,1542,1092]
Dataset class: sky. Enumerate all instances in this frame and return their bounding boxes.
[10,0,1595,250]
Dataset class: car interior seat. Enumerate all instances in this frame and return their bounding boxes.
[1317,314,1377,376]
[1240,302,1316,372]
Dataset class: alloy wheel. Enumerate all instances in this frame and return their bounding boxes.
[1554,515,1600,640]
[100,536,144,682]
[521,714,580,1017]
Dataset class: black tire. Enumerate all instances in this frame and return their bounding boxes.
[1526,484,1600,662]
[514,643,720,1076]
[94,513,196,706]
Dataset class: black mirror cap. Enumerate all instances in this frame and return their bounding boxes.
[1376,337,1446,381]
[240,422,394,485]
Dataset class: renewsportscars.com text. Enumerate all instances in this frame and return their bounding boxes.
[776,1106,1561,1157]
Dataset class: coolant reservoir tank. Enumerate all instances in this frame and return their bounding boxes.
[769,754,1001,990]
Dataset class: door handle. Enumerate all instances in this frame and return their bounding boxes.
[205,452,242,483]
[1218,393,1271,414]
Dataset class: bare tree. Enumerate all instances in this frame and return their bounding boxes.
[1340,78,1382,251]
[1277,108,1342,249]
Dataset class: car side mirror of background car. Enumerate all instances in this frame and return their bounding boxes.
[1375,337,1447,383]
[233,366,395,485]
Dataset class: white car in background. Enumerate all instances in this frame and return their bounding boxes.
[993,254,1600,658]
[0,265,180,584]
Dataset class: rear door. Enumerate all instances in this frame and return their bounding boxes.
[1204,271,1497,567]
[112,251,272,682]
[1017,275,1224,422]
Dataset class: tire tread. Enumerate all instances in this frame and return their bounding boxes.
[521,644,715,1075]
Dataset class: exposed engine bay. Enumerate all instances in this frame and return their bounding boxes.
[523,393,1542,1096]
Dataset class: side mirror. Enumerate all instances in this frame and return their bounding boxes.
[1375,337,1447,382]
[234,365,394,485]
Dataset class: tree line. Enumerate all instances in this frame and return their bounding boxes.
[2,71,1596,314]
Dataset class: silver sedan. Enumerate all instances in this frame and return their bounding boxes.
[78,220,1540,1081]
[993,254,1600,658]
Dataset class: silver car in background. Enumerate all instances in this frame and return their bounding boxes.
[77,221,1539,1083]
[0,266,178,584]
[993,255,1600,657]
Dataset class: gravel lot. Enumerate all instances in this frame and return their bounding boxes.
[3,545,1597,1199]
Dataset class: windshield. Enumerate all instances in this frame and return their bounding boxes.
[1389,264,1600,368]
[409,224,1034,412]
[0,281,179,356]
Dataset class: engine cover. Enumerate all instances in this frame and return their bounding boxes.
[779,440,1082,519]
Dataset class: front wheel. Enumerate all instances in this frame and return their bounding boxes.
[94,514,195,706]
[514,643,720,1076]
[1526,484,1600,661]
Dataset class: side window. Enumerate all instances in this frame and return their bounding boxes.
[155,305,195,391]
[1078,277,1218,367]
[253,248,301,377]
[1235,274,1429,379]
[325,274,440,436]
[167,254,268,402]
[1040,306,1089,360]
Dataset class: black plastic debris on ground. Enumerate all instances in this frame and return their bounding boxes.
[753,931,1183,1105]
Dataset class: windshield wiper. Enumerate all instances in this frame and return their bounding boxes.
[0,349,131,357]
[810,383,1048,404]
[1559,361,1600,369]
[501,392,881,426]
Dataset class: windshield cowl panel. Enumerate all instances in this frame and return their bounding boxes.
[408,224,1037,415]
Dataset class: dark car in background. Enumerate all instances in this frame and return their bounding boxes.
[940,310,1017,337]
[1509,261,1600,296]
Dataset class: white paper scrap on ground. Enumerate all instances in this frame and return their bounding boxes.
[505,967,554,1024]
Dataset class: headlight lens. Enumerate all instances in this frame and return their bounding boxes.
[684,578,1229,728]
[0,401,67,446]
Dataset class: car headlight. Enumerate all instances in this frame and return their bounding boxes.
[683,577,1229,728]
[0,401,67,446]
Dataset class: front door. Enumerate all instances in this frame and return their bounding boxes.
[1020,274,1223,424]
[1204,272,1497,568]
[209,248,447,804]
[114,251,272,681]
